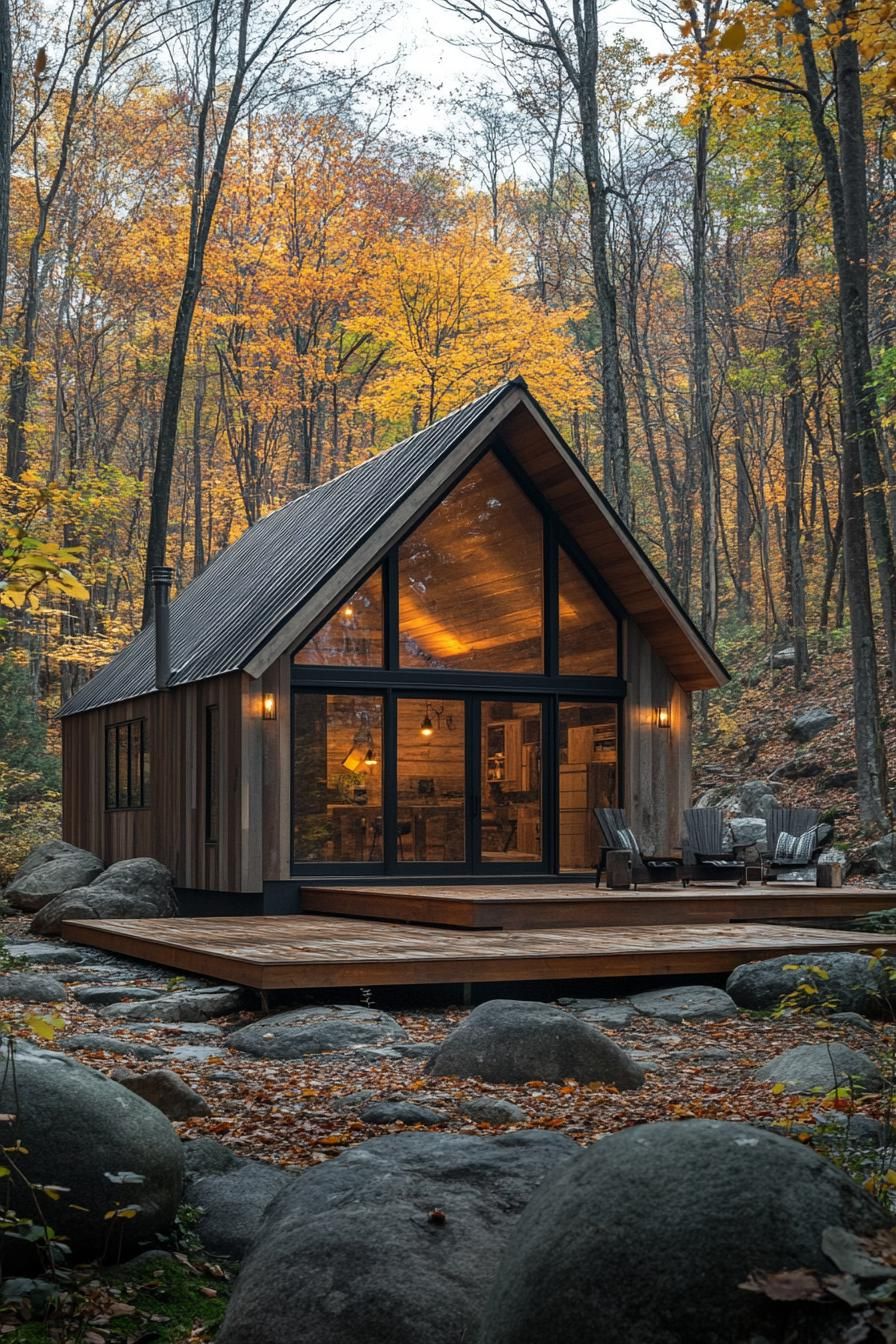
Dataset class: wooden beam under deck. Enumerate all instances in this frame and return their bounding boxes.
[299,883,896,930]
[62,915,896,992]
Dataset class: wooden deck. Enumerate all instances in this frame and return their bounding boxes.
[300,882,896,930]
[61,914,896,991]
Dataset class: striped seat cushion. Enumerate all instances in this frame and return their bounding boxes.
[774,828,816,865]
[616,827,639,856]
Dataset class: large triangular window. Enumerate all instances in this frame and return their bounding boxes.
[293,568,384,667]
[558,548,617,675]
[398,453,544,672]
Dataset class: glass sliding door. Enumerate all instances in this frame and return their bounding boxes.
[479,700,543,865]
[292,692,384,864]
[396,698,466,864]
[558,703,618,873]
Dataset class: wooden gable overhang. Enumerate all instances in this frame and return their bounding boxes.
[247,388,728,692]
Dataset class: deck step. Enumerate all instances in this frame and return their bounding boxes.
[299,882,895,930]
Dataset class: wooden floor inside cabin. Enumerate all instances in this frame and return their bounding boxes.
[60,880,896,991]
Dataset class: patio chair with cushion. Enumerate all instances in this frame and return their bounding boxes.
[763,806,821,881]
[682,808,748,885]
[593,807,684,889]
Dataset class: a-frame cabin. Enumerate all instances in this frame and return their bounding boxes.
[60,379,728,914]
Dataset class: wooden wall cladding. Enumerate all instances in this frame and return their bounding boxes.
[623,621,692,856]
[62,670,253,892]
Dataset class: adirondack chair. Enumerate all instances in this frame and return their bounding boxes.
[682,808,747,885]
[763,806,821,881]
[593,807,683,889]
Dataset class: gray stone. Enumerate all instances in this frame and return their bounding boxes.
[60,1033,168,1060]
[330,1090,377,1112]
[168,1044,230,1063]
[477,1119,892,1344]
[30,865,177,937]
[359,1100,447,1126]
[0,1041,183,1260]
[193,1162,295,1260]
[183,1137,245,1183]
[5,941,84,965]
[0,971,66,1002]
[110,1067,211,1119]
[670,1046,732,1063]
[694,779,779,823]
[390,1042,439,1060]
[216,1129,579,1344]
[6,839,89,883]
[228,1004,408,1060]
[831,1011,876,1034]
[727,952,890,1016]
[789,706,837,742]
[123,1021,224,1036]
[462,1097,527,1125]
[630,986,738,1024]
[728,816,766,848]
[5,846,103,912]
[563,997,638,1029]
[74,985,162,1007]
[426,1000,644,1089]
[767,645,796,667]
[870,832,896,876]
[756,1042,883,1096]
[207,1069,245,1083]
[100,986,242,1023]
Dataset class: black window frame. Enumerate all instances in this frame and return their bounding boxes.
[104,718,148,811]
[288,439,627,879]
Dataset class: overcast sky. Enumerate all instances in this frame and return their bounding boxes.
[355,1,667,129]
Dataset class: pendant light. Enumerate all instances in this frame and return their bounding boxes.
[420,703,434,738]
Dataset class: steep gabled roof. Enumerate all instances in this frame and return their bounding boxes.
[60,379,727,717]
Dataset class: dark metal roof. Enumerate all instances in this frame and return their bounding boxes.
[60,380,517,716]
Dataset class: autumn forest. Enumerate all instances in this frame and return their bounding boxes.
[0,0,894,856]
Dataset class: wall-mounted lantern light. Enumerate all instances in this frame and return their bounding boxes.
[263,692,277,720]
[654,705,670,728]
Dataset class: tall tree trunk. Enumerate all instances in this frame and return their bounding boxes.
[790,0,890,824]
[692,105,717,643]
[0,0,11,328]
[575,0,630,521]
[779,154,809,687]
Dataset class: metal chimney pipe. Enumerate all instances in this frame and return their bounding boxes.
[152,566,174,690]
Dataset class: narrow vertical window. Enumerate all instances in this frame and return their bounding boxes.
[104,718,148,809]
[205,705,219,844]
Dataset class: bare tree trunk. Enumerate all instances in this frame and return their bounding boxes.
[779,154,809,687]
[0,0,11,327]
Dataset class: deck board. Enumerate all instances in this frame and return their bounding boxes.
[61,914,896,991]
[300,882,895,929]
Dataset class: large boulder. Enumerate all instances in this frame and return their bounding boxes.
[869,832,896,876]
[228,1004,408,1060]
[728,816,767,849]
[629,986,738,1023]
[217,1129,578,1344]
[727,952,890,1016]
[426,1000,644,1088]
[694,779,778,823]
[755,1042,883,1096]
[6,844,103,913]
[0,1042,183,1260]
[30,858,177,936]
[192,1162,296,1260]
[788,706,837,742]
[476,1119,892,1344]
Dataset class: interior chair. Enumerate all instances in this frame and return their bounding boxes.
[763,806,821,881]
[368,816,412,861]
[593,807,683,889]
[682,808,748,885]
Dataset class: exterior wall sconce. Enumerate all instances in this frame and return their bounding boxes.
[262,692,277,720]
[654,706,670,728]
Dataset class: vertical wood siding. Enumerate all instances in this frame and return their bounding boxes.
[62,671,255,892]
[623,620,692,856]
